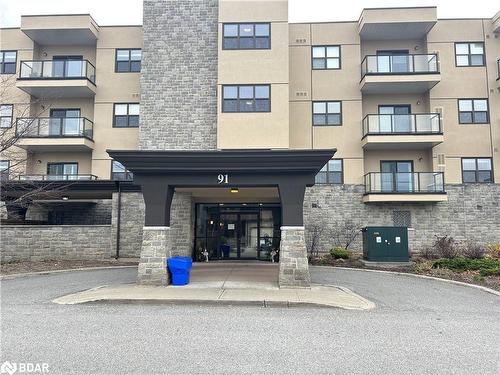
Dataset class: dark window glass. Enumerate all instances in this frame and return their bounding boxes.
[113,103,140,127]
[455,43,485,67]
[0,160,9,181]
[462,158,493,183]
[112,160,133,181]
[315,159,343,184]
[0,51,17,74]
[313,101,341,126]
[458,99,489,124]
[222,23,270,50]
[222,85,270,113]
[312,46,340,70]
[0,104,13,128]
[115,49,141,72]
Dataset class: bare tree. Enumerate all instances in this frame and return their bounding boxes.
[306,221,326,258]
[331,220,362,250]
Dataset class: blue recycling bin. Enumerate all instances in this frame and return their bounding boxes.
[221,244,231,258]
[167,256,193,286]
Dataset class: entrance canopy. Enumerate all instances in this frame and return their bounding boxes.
[108,149,336,227]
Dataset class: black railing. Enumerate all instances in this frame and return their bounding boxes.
[364,172,445,194]
[361,54,439,78]
[362,113,442,137]
[111,172,134,181]
[16,174,98,181]
[19,60,96,83]
[497,59,500,80]
[16,117,93,139]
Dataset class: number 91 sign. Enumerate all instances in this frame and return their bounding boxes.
[217,174,228,184]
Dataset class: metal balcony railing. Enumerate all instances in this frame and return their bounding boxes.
[364,172,445,194]
[497,59,500,80]
[361,54,439,77]
[362,113,442,137]
[16,117,94,140]
[18,60,96,84]
[16,174,98,181]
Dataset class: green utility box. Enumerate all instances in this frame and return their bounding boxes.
[362,227,409,262]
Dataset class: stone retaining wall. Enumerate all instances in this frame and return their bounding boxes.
[0,225,112,261]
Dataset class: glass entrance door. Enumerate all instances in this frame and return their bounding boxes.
[219,212,259,259]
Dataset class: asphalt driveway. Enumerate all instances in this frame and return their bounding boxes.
[1,266,499,375]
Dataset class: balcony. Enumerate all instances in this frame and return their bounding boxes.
[358,7,437,40]
[361,113,443,149]
[15,174,98,181]
[360,54,440,94]
[497,59,500,85]
[16,60,96,98]
[16,117,94,152]
[363,172,447,203]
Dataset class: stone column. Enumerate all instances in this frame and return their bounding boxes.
[137,226,171,285]
[278,226,311,288]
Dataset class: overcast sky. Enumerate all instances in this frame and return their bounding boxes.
[0,0,498,27]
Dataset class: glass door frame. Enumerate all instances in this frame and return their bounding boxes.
[380,160,414,193]
[219,211,260,259]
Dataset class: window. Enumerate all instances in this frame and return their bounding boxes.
[455,43,485,67]
[223,23,270,50]
[47,163,78,179]
[458,99,489,124]
[0,160,9,181]
[113,103,140,127]
[312,46,340,70]
[0,51,17,74]
[112,161,133,181]
[462,158,493,183]
[222,85,270,113]
[315,159,343,184]
[393,211,411,228]
[0,104,13,128]
[115,49,141,72]
[313,101,341,126]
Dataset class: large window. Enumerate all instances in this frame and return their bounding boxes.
[462,158,493,183]
[0,51,17,74]
[455,42,485,67]
[111,161,133,181]
[115,49,141,72]
[0,160,9,181]
[458,99,489,124]
[47,163,78,178]
[223,23,270,50]
[313,101,342,126]
[113,103,140,127]
[312,46,340,70]
[0,104,13,128]
[222,85,270,113]
[315,159,343,184]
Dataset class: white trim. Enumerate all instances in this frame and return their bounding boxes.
[142,226,170,231]
[280,226,305,230]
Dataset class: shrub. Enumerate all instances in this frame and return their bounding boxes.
[420,247,439,260]
[330,247,350,259]
[432,235,460,258]
[414,261,433,274]
[461,241,485,259]
[479,268,500,277]
[485,243,500,259]
[433,257,500,272]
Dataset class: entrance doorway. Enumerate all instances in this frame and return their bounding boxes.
[194,203,281,261]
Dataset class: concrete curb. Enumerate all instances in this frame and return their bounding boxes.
[311,265,500,297]
[0,265,138,281]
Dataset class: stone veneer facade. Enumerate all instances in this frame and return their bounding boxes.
[278,227,311,288]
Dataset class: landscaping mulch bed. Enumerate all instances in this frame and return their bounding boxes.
[0,259,138,276]
[310,253,500,292]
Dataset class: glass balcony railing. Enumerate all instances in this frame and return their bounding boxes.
[364,172,445,194]
[19,60,96,84]
[362,113,442,136]
[361,54,439,77]
[16,117,93,140]
[16,174,98,181]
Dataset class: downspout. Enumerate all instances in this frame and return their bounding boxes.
[115,181,122,259]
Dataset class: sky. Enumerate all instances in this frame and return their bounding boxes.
[0,0,498,27]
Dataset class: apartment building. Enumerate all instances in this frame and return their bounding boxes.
[1,1,499,287]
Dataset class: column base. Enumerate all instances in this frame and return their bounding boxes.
[137,226,171,286]
[278,226,311,288]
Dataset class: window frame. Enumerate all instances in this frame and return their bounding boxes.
[0,104,13,128]
[0,159,10,181]
[222,22,271,50]
[46,162,79,176]
[312,101,342,126]
[315,159,343,185]
[454,42,485,67]
[461,157,494,183]
[113,103,140,128]
[114,48,142,73]
[221,84,271,113]
[457,98,489,124]
[0,50,17,74]
[111,160,134,181]
[311,45,341,70]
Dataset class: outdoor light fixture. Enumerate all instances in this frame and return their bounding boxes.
[209,220,214,225]
[230,187,239,193]
[61,196,69,201]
